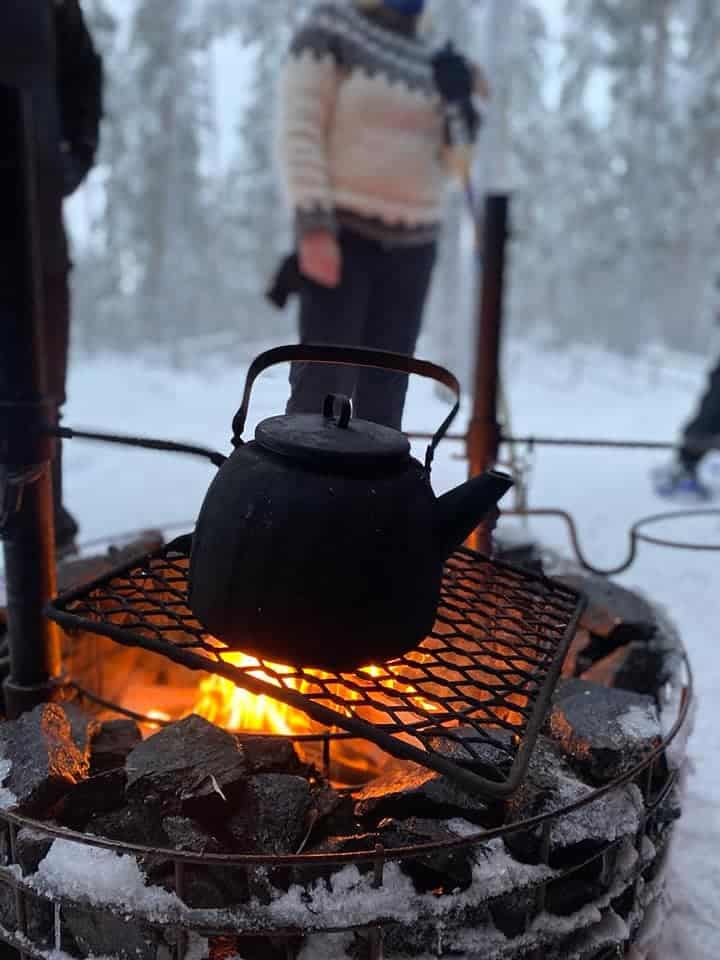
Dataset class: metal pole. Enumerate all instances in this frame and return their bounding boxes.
[467,193,509,479]
[466,195,508,568]
[0,83,61,717]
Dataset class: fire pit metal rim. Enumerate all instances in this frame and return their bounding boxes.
[0,812,673,929]
[0,652,692,869]
[45,544,586,801]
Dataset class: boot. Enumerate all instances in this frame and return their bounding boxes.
[652,460,711,502]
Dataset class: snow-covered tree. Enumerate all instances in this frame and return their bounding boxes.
[535,0,720,354]
[126,0,218,347]
[68,0,720,361]
[70,0,130,350]
[209,2,311,343]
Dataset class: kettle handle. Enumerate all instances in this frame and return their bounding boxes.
[231,344,461,471]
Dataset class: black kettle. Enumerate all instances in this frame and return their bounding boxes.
[188,345,513,671]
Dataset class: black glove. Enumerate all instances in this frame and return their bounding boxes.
[431,43,475,104]
[432,43,482,146]
[266,254,302,309]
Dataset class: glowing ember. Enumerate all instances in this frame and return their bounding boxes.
[147,709,172,723]
[139,709,172,737]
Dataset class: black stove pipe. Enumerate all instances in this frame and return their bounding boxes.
[0,83,61,717]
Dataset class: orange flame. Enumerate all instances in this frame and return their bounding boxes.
[193,654,444,730]
[191,647,528,784]
[193,653,316,737]
[191,652,448,783]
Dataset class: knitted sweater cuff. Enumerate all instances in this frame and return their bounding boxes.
[295,206,338,238]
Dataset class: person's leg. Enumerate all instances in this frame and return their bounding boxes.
[287,232,374,415]
[43,269,78,550]
[679,357,720,470]
[353,242,436,430]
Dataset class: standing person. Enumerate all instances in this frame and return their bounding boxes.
[275,0,487,430]
[0,0,103,553]
[653,357,720,500]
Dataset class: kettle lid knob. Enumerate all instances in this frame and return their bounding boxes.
[323,394,352,430]
[254,394,410,469]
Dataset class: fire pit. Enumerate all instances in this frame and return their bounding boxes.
[0,546,693,960]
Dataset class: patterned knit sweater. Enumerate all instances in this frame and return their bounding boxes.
[276,1,453,246]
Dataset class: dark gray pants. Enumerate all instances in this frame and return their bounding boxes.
[680,357,720,469]
[287,230,436,431]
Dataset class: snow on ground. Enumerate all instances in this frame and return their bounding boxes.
[3,335,720,956]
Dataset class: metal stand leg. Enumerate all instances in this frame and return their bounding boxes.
[0,84,60,717]
[2,468,60,716]
[467,194,510,551]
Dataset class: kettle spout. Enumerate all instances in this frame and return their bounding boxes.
[436,470,514,558]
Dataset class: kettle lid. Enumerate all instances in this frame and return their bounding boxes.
[255,394,410,468]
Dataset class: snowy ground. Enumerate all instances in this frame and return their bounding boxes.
[3,336,720,957]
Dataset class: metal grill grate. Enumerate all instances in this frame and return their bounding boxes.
[46,542,584,799]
